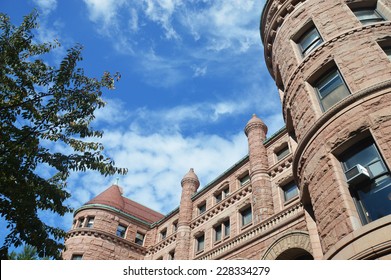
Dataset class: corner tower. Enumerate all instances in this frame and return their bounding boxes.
[261,0,391,259]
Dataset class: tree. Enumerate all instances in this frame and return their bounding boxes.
[0,11,127,259]
[8,244,47,260]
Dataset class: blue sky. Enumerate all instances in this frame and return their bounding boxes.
[1,0,283,241]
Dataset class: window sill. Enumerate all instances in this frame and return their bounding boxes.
[241,222,253,231]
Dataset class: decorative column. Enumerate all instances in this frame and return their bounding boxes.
[175,168,200,260]
[245,114,273,223]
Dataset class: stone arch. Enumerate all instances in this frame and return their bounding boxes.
[261,231,313,260]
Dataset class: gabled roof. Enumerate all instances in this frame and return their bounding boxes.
[85,185,165,224]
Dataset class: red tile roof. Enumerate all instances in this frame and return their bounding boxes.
[85,185,165,223]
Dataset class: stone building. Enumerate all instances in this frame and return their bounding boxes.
[62,0,391,260]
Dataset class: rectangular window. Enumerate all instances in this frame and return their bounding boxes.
[172,221,178,233]
[276,145,290,161]
[78,218,84,228]
[340,139,391,224]
[297,25,323,56]
[135,232,145,246]
[240,174,250,186]
[353,8,384,25]
[215,187,229,203]
[160,229,167,240]
[196,234,205,252]
[282,181,299,202]
[198,202,206,215]
[71,254,83,260]
[86,217,94,228]
[240,206,252,227]
[116,224,127,238]
[214,219,230,243]
[315,69,350,111]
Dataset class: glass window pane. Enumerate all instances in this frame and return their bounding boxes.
[357,175,391,222]
[299,27,323,56]
[316,70,350,111]
[215,225,222,241]
[215,193,222,203]
[385,48,391,60]
[343,144,380,170]
[241,207,252,226]
[276,146,290,161]
[283,182,299,201]
[224,220,230,237]
[197,235,205,251]
[354,9,384,24]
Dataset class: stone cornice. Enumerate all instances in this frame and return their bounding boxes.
[74,204,152,227]
[292,82,391,186]
[195,202,304,260]
[65,228,147,255]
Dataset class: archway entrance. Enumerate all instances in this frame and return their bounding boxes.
[276,248,314,260]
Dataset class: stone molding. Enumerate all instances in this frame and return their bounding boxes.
[268,154,293,178]
[145,233,177,256]
[195,202,304,260]
[190,184,252,229]
[261,230,312,260]
[65,228,147,255]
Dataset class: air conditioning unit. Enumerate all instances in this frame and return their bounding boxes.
[345,164,370,185]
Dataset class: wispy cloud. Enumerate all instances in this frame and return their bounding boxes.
[32,0,57,15]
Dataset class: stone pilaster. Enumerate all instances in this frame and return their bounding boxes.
[175,168,200,260]
[245,114,273,223]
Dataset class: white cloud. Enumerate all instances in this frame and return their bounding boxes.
[33,0,57,15]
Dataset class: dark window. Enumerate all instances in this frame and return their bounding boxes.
[214,224,222,242]
[215,187,229,203]
[196,234,205,252]
[160,229,167,240]
[86,217,94,228]
[172,221,178,232]
[240,174,250,186]
[135,232,145,246]
[315,69,350,111]
[240,206,252,227]
[297,26,323,56]
[384,48,391,60]
[78,218,84,228]
[71,254,83,260]
[214,219,231,242]
[340,139,391,224]
[276,145,290,161]
[198,202,206,215]
[168,250,175,260]
[353,8,384,24]
[282,181,299,202]
[116,224,126,238]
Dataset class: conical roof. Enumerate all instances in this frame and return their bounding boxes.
[85,185,165,223]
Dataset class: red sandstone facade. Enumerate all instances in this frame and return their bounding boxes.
[63,0,391,260]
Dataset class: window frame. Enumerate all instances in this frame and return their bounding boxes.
[213,218,230,243]
[314,68,350,112]
[197,202,206,215]
[352,8,385,25]
[86,217,94,228]
[214,187,230,203]
[135,232,145,246]
[239,174,251,186]
[296,25,323,57]
[195,233,205,253]
[275,145,290,161]
[160,228,167,240]
[116,224,127,238]
[339,139,391,224]
[281,181,299,202]
[71,254,83,260]
[240,206,253,228]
